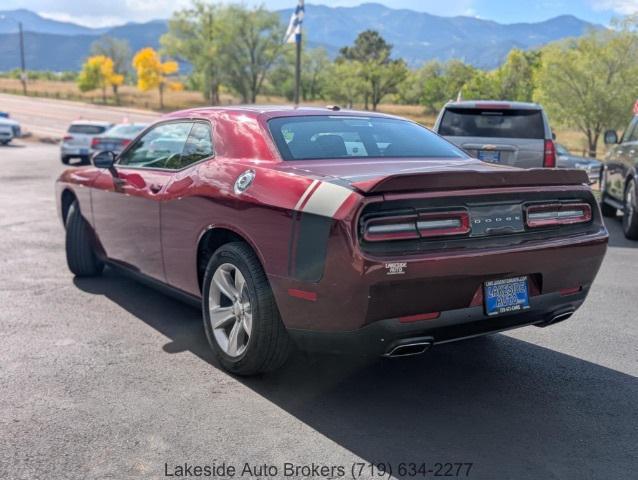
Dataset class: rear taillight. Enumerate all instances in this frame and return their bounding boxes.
[417,210,470,238]
[91,138,100,148]
[121,139,132,147]
[364,210,470,242]
[544,139,556,168]
[363,215,420,242]
[526,203,592,228]
[63,135,73,142]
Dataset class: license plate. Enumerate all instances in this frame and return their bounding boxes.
[79,148,89,155]
[484,276,530,316]
[478,150,501,163]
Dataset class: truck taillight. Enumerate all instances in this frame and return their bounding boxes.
[91,137,100,148]
[526,203,592,228]
[63,135,73,142]
[544,139,556,168]
[363,210,470,242]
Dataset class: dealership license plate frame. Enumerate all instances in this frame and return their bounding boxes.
[478,150,501,163]
[484,276,530,316]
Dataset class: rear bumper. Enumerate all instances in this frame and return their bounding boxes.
[60,145,90,157]
[288,289,587,357]
[271,226,607,334]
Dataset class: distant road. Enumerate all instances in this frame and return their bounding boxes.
[0,93,159,140]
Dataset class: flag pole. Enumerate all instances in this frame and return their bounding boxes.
[294,32,301,106]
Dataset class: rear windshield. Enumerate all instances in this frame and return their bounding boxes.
[106,124,147,137]
[268,116,467,161]
[438,108,545,139]
[68,124,109,135]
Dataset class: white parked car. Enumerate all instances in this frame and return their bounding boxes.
[61,120,112,164]
[0,116,21,145]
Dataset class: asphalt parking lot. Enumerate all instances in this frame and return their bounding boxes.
[1,141,637,480]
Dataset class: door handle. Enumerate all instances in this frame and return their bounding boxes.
[149,184,163,194]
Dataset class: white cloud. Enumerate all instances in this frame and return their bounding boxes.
[591,0,638,14]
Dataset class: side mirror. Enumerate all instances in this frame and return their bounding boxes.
[92,150,118,177]
[552,131,556,141]
[604,130,618,145]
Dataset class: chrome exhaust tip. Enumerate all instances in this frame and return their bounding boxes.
[384,340,433,358]
[537,309,575,328]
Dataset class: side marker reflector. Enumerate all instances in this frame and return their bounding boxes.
[399,312,440,324]
[288,288,317,302]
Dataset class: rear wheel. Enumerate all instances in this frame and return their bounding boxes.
[202,242,292,375]
[65,201,104,276]
[622,179,638,240]
[61,156,70,165]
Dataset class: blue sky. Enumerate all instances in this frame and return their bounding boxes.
[3,0,636,27]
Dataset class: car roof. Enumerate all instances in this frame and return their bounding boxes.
[69,120,113,126]
[164,105,405,121]
[444,100,543,110]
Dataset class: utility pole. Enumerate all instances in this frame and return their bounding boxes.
[18,22,27,95]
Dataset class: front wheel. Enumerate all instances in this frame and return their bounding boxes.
[65,201,104,276]
[202,242,292,375]
[623,180,638,240]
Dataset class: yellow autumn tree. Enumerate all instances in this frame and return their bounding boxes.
[77,55,124,104]
[132,47,182,109]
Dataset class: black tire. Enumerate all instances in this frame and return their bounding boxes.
[1,140,9,146]
[202,242,292,375]
[65,201,104,277]
[622,179,638,240]
[61,156,70,165]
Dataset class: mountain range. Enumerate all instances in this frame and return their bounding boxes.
[0,4,601,72]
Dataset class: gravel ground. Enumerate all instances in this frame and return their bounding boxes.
[1,141,637,480]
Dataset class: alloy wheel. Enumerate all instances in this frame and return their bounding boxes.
[208,263,252,358]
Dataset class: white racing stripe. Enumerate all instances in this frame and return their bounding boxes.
[293,179,319,212]
[300,181,353,218]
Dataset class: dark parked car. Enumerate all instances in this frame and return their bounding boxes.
[602,117,638,239]
[56,107,608,375]
[556,144,601,185]
[91,123,148,155]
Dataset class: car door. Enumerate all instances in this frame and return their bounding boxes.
[91,121,193,281]
[160,121,216,295]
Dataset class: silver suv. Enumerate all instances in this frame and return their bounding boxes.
[433,101,556,168]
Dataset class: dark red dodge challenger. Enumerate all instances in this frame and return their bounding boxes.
[56,107,608,375]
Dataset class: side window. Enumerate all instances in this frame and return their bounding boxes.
[179,122,214,168]
[622,118,638,144]
[118,122,191,169]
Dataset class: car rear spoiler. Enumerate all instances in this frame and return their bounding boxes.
[351,168,590,194]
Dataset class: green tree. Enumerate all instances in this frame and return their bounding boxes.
[217,5,285,103]
[495,49,540,102]
[323,61,367,108]
[338,30,408,110]
[535,21,638,157]
[161,1,223,104]
[269,46,331,101]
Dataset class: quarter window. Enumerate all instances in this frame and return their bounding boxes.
[179,122,214,168]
